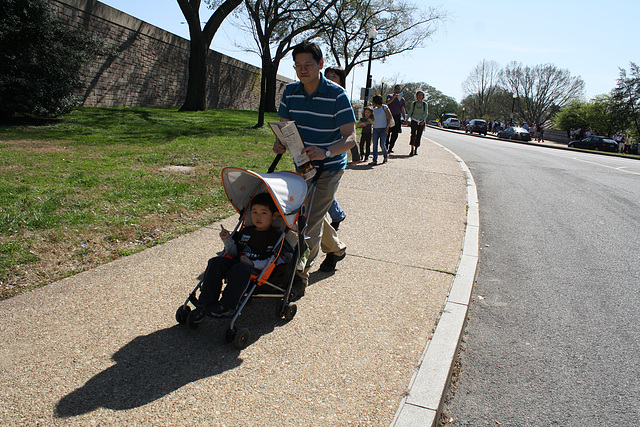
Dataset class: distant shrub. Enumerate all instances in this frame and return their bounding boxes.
[0,0,107,118]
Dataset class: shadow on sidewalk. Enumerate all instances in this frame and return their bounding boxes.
[55,304,281,418]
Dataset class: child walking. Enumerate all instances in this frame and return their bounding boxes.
[370,95,392,165]
[191,193,282,322]
[357,107,374,162]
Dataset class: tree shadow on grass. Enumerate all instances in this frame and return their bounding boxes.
[55,302,280,418]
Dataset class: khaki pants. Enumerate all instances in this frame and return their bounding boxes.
[299,169,346,285]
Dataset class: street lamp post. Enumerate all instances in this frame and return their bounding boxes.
[425,92,429,120]
[511,93,518,125]
[363,26,377,107]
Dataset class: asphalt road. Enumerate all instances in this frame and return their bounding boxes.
[425,129,640,426]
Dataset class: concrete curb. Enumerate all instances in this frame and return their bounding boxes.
[390,141,479,426]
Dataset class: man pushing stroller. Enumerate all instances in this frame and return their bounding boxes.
[273,40,357,298]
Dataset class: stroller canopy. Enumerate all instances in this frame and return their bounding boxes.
[222,167,308,229]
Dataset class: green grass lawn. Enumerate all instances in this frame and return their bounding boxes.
[0,107,293,299]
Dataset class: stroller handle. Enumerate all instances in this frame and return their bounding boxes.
[267,154,283,174]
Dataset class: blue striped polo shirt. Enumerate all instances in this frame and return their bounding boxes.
[278,76,356,171]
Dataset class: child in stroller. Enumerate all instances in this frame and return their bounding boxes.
[190,192,283,322]
[176,164,311,348]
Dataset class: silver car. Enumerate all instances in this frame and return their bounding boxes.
[443,118,461,129]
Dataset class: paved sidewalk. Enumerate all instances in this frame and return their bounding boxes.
[0,131,472,426]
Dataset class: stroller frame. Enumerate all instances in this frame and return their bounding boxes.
[175,155,322,349]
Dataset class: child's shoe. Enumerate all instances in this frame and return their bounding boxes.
[208,303,234,318]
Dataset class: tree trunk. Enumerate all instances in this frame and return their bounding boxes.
[176,0,243,112]
[255,69,267,128]
[180,36,208,111]
[255,58,281,127]
[263,62,279,113]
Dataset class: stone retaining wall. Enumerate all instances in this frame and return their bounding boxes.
[49,0,291,110]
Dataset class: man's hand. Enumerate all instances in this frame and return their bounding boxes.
[302,145,325,161]
[273,140,286,154]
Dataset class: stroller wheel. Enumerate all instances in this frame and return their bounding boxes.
[225,327,236,343]
[186,310,202,329]
[233,328,251,349]
[283,303,297,321]
[175,305,191,324]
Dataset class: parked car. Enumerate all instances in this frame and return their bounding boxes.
[568,136,618,152]
[465,119,488,135]
[443,118,461,129]
[429,120,441,127]
[497,126,531,141]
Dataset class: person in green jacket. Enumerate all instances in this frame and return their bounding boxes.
[407,90,428,156]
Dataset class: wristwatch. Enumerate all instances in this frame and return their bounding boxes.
[325,149,332,158]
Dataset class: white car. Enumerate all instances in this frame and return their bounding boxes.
[443,118,461,129]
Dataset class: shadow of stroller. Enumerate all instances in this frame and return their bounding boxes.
[55,308,278,418]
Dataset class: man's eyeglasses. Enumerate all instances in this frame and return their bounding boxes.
[293,63,316,71]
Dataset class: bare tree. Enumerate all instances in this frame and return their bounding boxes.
[237,0,337,126]
[502,61,585,125]
[317,0,444,77]
[461,60,501,117]
[177,0,243,111]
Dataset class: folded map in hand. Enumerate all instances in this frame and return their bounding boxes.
[269,121,316,180]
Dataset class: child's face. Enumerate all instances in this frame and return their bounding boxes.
[364,110,372,118]
[251,203,277,231]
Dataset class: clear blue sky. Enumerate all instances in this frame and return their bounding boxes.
[99,0,638,103]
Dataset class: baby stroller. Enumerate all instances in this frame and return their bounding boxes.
[175,155,319,349]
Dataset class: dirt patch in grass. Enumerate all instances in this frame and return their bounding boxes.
[0,139,73,153]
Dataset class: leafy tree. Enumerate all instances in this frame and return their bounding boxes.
[584,94,620,136]
[554,95,626,137]
[611,62,640,139]
[237,0,336,126]
[553,99,588,132]
[177,0,243,111]
[0,0,105,118]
